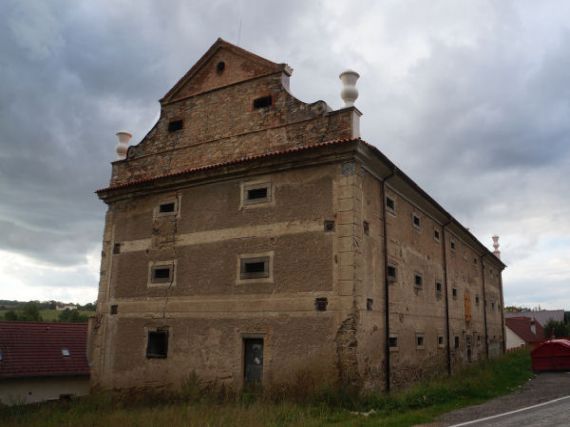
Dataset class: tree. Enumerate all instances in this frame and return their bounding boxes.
[3,310,19,321]
[58,309,88,323]
[20,302,43,321]
[544,320,570,339]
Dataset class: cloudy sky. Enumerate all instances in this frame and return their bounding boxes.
[0,0,568,308]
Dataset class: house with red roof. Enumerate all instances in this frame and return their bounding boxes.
[505,316,545,350]
[0,321,90,405]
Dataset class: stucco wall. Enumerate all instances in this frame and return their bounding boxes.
[0,376,89,406]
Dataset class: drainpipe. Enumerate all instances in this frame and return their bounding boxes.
[480,254,490,360]
[499,273,506,354]
[441,222,452,375]
[382,171,395,392]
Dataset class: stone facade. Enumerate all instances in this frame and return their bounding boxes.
[89,39,505,393]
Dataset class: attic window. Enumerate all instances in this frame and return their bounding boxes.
[216,61,225,74]
[248,187,268,201]
[61,348,70,357]
[451,240,456,251]
[434,229,440,242]
[253,95,272,109]
[168,120,183,133]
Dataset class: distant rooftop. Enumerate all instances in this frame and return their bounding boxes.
[505,310,564,326]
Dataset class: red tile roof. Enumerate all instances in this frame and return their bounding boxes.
[97,137,360,193]
[0,321,89,379]
[506,316,545,344]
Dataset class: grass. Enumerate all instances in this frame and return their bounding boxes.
[1,349,532,427]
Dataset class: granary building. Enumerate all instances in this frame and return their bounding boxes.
[89,39,506,392]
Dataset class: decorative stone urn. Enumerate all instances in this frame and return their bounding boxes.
[115,131,132,160]
[339,70,360,107]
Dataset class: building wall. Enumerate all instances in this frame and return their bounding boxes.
[505,326,526,350]
[91,162,363,391]
[0,376,89,406]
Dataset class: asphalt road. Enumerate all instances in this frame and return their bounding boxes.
[425,372,570,427]
[449,396,570,427]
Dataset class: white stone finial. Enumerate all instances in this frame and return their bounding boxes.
[340,70,359,107]
[115,131,132,160]
[492,235,501,259]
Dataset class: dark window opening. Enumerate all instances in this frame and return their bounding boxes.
[152,266,172,283]
[475,295,480,305]
[247,187,268,201]
[436,282,442,293]
[386,197,395,212]
[168,120,183,133]
[315,297,328,311]
[253,95,272,109]
[110,305,118,315]
[146,329,168,358]
[366,298,373,311]
[451,240,456,251]
[387,265,397,281]
[434,229,440,241]
[363,221,370,235]
[240,257,270,280]
[159,202,176,214]
[452,288,458,298]
[414,274,423,287]
[216,61,225,74]
[454,336,460,349]
[491,302,495,310]
[324,220,335,232]
[389,336,398,348]
[416,335,424,348]
[473,258,478,264]
[113,243,121,254]
[438,336,444,346]
[412,214,421,228]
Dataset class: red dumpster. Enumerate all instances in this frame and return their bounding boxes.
[531,339,570,372]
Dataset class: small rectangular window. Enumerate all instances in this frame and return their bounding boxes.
[438,335,445,348]
[159,202,176,213]
[475,295,480,305]
[113,243,121,255]
[389,336,398,349]
[473,257,478,264]
[414,274,423,287]
[110,304,118,315]
[243,183,271,206]
[168,120,183,132]
[61,348,70,357]
[491,302,495,310]
[387,265,397,282]
[363,220,370,235]
[385,197,396,214]
[366,298,373,311]
[253,95,272,109]
[412,213,421,229]
[146,329,168,358]
[434,229,440,241]
[324,220,335,232]
[450,240,456,251]
[155,200,178,218]
[151,265,173,283]
[454,336,460,349]
[452,288,458,298]
[436,281,442,294]
[315,297,328,311]
[240,257,270,280]
[416,334,424,349]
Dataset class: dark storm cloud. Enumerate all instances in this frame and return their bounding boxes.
[0,0,569,306]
